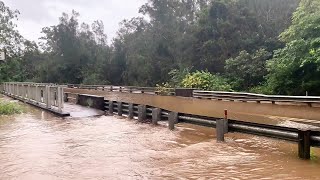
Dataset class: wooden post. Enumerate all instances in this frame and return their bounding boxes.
[138,105,146,122]
[109,101,114,114]
[128,103,134,119]
[298,130,311,160]
[152,108,161,125]
[117,102,123,116]
[168,112,178,130]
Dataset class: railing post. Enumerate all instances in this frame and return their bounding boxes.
[298,129,311,160]
[168,112,178,130]
[152,108,161,125]
[46,86,51,109]
[216,119,225,142]
[138,105,146,122]
[35,86,39,102]
[128,103,134,119]
[216,110,229,142]
[108,101,114,114]
[117,102,123,116]
[61,87,64,108]
[57,87,62,112]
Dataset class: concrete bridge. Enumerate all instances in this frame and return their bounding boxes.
[2,82,320,159]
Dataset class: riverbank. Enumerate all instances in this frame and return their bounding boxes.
[0,96,23,115]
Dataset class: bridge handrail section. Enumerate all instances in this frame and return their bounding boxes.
[193,90,320,105]
[64,84,320,106]
[2,82,64,112]
[67,84,175,95]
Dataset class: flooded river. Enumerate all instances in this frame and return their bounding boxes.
[0,102,320,179]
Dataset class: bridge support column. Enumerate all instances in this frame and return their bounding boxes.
[138,105,146,122]
[168,112,178,130]
[298,130,311,160]
[128,103,134,119]
[117,102,123,116]
[152,108,161,125]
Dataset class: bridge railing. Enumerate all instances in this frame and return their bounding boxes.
[193,90,320,106]
[2,82,64,112]
[103,98,320,159]
[65,84,320,106]
[66,84,175,95]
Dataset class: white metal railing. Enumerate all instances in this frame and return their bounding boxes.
[2,82,64,112]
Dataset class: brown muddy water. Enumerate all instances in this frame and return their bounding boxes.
[0,100,320,179]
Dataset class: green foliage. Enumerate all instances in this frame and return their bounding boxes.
[2,0,314,96]
[225,49,271,91]
[0,100,23,115]
[181,71,232,91]
[167,67,192,87]
[267,0,320,95]
[249,84,274,95]
[155,82,173,96]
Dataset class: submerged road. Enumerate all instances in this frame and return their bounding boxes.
[0,101,319,179]
[65,88,320,126]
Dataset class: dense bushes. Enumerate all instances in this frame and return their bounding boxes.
[0,100,23,115]
[181,71,232,91]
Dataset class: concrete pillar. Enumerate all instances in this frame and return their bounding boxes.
[108,101,114,114]
[168,112,178,130]
[117,102,123,116]
[298,130,311,160]
[27,84,31,100]
[46,86,51,109]
[138,105,147,122]
[128,103,134,119]
[216,119,226,142]
[35,86,39,102]
[61,87,64,108]
[152,108,161,125]
[57,87,62,112]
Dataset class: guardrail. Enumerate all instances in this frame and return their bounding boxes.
[2,82,68,116]
[103,98,320,160]
[193,90,320,106]
[67,84,175,95]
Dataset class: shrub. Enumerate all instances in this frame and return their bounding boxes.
[0,100,23,115]
[155,83,174,96]
[181,71,232,91]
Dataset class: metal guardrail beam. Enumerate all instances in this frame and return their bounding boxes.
[193,90,320,105]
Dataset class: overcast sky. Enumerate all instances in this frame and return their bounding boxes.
[3,0,147,43]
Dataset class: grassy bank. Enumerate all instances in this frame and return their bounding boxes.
[0,100,23,115]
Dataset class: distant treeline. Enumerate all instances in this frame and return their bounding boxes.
[1,0,320,95]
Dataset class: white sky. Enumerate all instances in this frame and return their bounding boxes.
[3,0,147,43]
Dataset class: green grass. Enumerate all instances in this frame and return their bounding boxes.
[0,100,24,115]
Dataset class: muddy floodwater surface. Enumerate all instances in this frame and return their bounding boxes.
[0,101,320,179]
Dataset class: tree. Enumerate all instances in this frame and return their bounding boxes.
[39,11,111,84]
[267,0,320,95]
[225,49,271,91]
